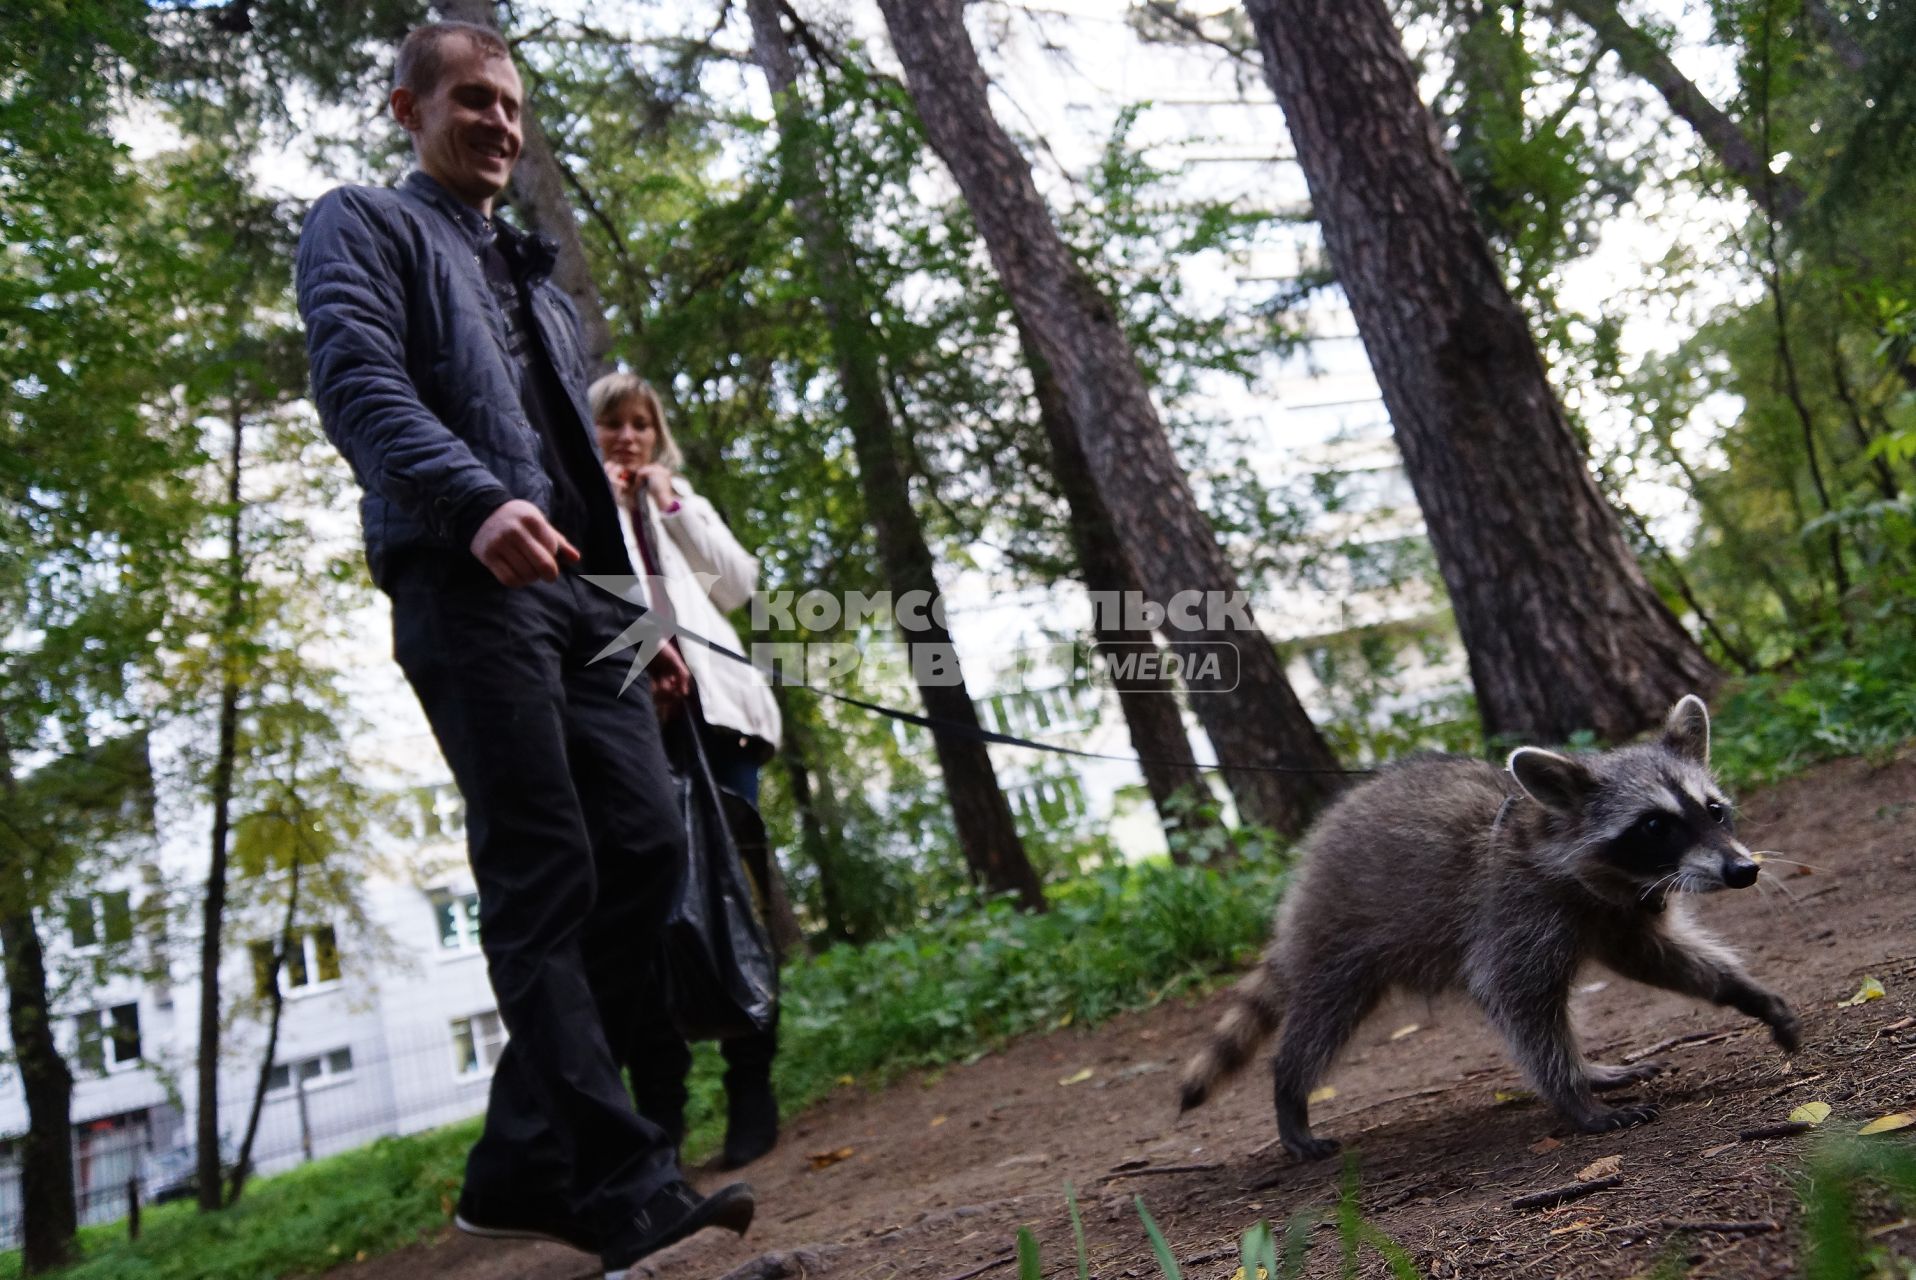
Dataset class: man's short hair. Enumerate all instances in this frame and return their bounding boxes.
[393,21,512,97]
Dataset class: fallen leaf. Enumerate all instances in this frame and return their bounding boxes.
[1868,1218,1913,1239]
[1056,1011,1074,1027]
[1577,1155,1623,1180]
[1308,1085,1338,1104]
[1529,1136,1563,1155]
[1702,1143,1737,1159]
[808,1146,855,1170]
[1790,1101,1832,1126]
[1059,1067,1094,1086]
[1139,1029,1158,1041]
[1548,1218,1598,1236]
[1859,1112,1916,1136]
[1839,976,1887,1007]
[929,1115,947,1128]
[836,1074,855,1086]
[1495,1088,1537,1105]
[1390,1023,1421,1040]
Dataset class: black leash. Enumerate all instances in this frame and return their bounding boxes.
[592,582,1375,778]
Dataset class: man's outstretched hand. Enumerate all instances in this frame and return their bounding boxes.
[470,499,580,587]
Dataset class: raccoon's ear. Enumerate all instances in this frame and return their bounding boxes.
[1507,748,1598,814]
[1661,694,1711,765]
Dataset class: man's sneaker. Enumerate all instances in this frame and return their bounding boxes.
[454,1188,599,1254]
[718,1084,779,1170]
[601,1180,755,1279]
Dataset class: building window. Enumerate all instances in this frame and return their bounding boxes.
[431,890,482,952]
[66,891,133,950]
[451,1011,507,1080]
[266,1047,354,1094]
[73,1003,141,1075]
[249,926,343,998]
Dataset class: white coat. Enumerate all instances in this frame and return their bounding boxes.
[617,477,783,751]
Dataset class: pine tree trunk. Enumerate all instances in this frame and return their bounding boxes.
[874,0,1343,836]
[1018,325,1222,860]
[773,688,856,946]
[196,403,244,1212]
[437,0,615,374]
[1242,0,1719,742]
[1553,0,1807,220]
[0,904,77,1274]
[1802,0,1868,73]
[748,0,1045,910]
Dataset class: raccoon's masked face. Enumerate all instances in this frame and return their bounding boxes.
[1508,695,1761,905]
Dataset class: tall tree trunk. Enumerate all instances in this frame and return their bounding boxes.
[225,838,302,1205]
[1240,0,1719,742]
[1017,324,1222,860]
[0,743,77,1273]
[1553,0,1807,220]
[1802,0,1868,74]
[773,687,856,946]
[747,0,1045,910]
[435,0,614,375]
[0,911,75,1275]
[874,0,1343,836]
[196,403,244,1212]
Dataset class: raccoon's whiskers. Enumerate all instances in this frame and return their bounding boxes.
[1749,850,1829,873]
[1757,866,1815,924]
[1641,871,1681,904]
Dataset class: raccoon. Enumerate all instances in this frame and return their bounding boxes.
[1178,696,1799,1160]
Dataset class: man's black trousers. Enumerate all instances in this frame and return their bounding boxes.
[389,552,682,1244]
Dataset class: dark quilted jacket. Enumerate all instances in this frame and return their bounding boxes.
[297,170,621,587]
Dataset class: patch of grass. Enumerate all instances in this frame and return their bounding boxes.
[4,850,1288,1276]
[1016,1162,1417,1280]
[0,1118,477,1280]
[682,848,1292,1155]
[1711,611,1916,788]
[1798,1136,1916,1280]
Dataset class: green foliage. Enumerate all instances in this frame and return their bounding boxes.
[0,1119,478,1280]
[1011,1162,1418,1280]
[1795,1137,1916,1280]
[1710,602,1916,787]
[673,848,1290,1154]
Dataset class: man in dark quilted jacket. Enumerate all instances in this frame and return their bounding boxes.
[295,22,752,1277]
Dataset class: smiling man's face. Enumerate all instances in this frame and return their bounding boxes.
[391,33,522,215]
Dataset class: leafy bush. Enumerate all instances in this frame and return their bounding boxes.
[0,1119,477,1280]
[1710,606,1916,787]
[681,849,1291,1153]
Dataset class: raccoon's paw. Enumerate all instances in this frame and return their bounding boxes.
[1587,1061,1667,1092]
[1766,1004,1801,1055]
[1577,1102,1660,1133]
[1282,1134,1342,1162]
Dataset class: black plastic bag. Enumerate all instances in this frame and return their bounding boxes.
[659,712,779,1041]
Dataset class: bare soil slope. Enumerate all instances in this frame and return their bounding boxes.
[330,754,1916,1280]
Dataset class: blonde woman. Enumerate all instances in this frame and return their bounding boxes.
[589,371,783,1169]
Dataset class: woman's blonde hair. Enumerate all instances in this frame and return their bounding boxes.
[588,371,684,471]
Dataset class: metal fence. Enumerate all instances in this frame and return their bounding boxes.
[0,1023,503,1250]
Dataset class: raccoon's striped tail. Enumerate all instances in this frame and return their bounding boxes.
[1178,949,1287,1112]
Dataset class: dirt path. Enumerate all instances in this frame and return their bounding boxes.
[332,755,1916,1280]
